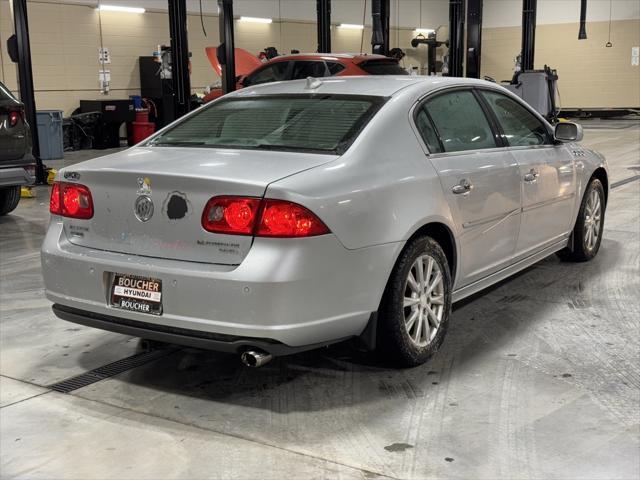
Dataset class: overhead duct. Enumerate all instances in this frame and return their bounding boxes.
[578,0,588,39]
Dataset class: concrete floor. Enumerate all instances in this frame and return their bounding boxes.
[1,120,639,480]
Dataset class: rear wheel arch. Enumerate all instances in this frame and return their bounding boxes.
[407,222,457,285]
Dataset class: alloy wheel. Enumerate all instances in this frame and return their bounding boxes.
[403,254,445,347]
[584,188,602,251]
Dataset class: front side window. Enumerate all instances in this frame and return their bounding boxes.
[244,62,290,87]
[481,90,551,146]
[424,90,496,152]
[291,61,329,80]
[148,95,386,154]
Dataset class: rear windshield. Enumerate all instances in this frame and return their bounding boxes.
[359,60,408,75]
[148,94,386,154]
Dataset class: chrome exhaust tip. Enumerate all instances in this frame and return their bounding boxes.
[240,350,273,368]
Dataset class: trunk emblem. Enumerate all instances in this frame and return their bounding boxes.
[134,195,154,222]
[137,177,152,195]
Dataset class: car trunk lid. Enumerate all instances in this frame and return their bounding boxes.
[61,147,337,265]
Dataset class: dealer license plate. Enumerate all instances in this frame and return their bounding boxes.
[110,273,162,315]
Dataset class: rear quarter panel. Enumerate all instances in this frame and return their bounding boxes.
[265,91,458,254]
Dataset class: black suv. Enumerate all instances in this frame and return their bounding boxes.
[0,81,35,215]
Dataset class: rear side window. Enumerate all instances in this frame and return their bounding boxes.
[291,61,329,79]
[424,90,497,152]
[327,62,346,75]
[480,90,551,146]
[359,60,408,75]
[149,95,386,154]
[244,62,289,87]
[415,107,442,153]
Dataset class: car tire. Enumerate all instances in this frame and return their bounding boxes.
[377,235,452,367]
[0,186,21,216]
[558,178,605,262]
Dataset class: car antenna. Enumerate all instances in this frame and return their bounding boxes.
[304,77,323,90]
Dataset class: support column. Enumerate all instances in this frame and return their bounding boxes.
[12,0,44,183]
[371,0,390,56]
[317,0,331,53]
[168,0,191,118]
[466,0,483,78]
[447,0,465,77]
[217,0,236,94]
[521,0,537,71]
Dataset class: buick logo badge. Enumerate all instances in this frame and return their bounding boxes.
[134,195,154,222]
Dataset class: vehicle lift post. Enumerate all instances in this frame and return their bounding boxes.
[447,0,465,77]
[371,0,390,56]
[466,0,483,78]
[11,0,44,184]
[317,0,331,53]
[521,0,537,71]
[168,0,191,118]
[217,0,236,95]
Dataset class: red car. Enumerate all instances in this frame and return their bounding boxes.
[203,49,408,102]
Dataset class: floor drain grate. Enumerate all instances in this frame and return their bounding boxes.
[48,347,178,393]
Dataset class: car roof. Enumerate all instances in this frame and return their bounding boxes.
[231,75,500,98]
[268,53,390,63]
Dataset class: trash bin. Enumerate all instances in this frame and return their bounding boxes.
[36,110,64,160]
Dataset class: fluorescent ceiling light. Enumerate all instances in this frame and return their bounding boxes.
[339,23,364,30]
[97,5,145,13]
[414,28,435,34]
[239,16,273,24]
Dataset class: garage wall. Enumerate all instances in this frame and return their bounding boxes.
[1,0,638,114]
[482,19,640,108]
[0,1,427,115]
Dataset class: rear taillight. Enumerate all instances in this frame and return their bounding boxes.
[257,199,330,237]
[50,183,61,215]
[202,196,261,235]
[201,196,330,238]
[50,182,94,219]
[8,109,22,127]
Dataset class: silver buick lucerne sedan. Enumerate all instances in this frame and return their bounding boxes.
[42,76,608,367]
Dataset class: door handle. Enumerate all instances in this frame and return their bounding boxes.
[452,179,473,195]
[524,169,539,183]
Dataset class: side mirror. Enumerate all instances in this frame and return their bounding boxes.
[554,122,583,143]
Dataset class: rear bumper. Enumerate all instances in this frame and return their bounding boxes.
[52,304,356,355]
[42,221,400,352]
[0,159,36,187]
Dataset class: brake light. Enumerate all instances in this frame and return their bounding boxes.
[50,183,61,215]
[202,196,261,234]
[257,199,330,237]
[8,109,21,127]
[49,182,94,219]
[201,196,330,237]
